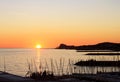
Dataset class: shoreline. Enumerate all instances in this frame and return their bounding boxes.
[75,59,120,67]
[0,71,34,82]
[1,71,120,82]
[85,53,120,55]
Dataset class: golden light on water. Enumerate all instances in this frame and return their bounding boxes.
[36,44,42,49]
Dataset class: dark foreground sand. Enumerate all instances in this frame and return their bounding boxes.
[0,71,91,82]
[1,71,120,82]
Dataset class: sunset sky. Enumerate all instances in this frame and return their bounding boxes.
[0,0,120,48]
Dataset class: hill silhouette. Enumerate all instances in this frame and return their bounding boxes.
[56,42,120,51]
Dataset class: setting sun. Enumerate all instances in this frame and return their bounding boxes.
[36,44,42,49]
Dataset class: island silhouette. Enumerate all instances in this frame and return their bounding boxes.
[56,42,120,51]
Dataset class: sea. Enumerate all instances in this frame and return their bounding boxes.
[0,48,119,76]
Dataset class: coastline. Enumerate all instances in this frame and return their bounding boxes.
[1,71,120,82]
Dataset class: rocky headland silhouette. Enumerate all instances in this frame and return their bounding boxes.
[56,42,120,51]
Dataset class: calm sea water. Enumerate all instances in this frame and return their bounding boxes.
[0,49,118,76]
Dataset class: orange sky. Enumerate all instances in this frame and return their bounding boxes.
[0,0,120,48]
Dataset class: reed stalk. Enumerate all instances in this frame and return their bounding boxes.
[4,56,6,72]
